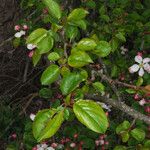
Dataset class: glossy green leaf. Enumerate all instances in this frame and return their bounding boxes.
[60,66,70,77]
[33,109,56,140]
[69,19,87,30]
[68,51,93,68]
[115,32,126,42]
[33,109,64,142]
[110,38,119,52]
[144,140,150,147]
[93,41,111,57]
[65,25,78,40]
[43,0,62,19]
[92,82,105,93]
[136,77,143,86]
[125,88,136,94]
[73,100,108,133]
[26,28,47,44]
[41,64,60,85]
[39,88,52,98]
[48,52,60,61]
[32,50,41,66]
[37,34,54,54]
[77,38,97,51]
[114,145,127,150]
[68,8,88,21]
[121,131,130,143]
[131,128,145,142]
[60,73,83,95]
[116,121,130,134]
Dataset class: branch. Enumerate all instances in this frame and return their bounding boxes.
[85,94,150,125]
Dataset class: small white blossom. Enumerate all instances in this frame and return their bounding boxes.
[27,44,36,50]
[14,32,22,38]
[129,55,150,76]
[120,46,128,55]
[139,99,146,106]
[14,30,26,38]
[20,30,26,35]
[46,147,55,150]
[97,102,111,112]
[30,113,35,121]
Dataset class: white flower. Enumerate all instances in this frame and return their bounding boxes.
[30,113,35,121]
[46,147,55,150]
[129,55,150,76]
[14,32,22,38]
[139,99,146,106]
[120,46,128,55]
[20,30,26,35]
[14,30,26,38]
[27,44,36,50]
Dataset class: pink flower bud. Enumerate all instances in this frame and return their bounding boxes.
[104,141,109,145]
[28,51,34,58]
[23,25,28,30]
[70,143,76,148]
[137,52,142,56]
[14,25,20,31]
[65,138,70,142]
[43,8,48,14]
[95,140,100,146]
[105,112,109,116]
[139,99,146,106]
[11,133,17,139]
[145,106,150,113]
[32,147,37,150]
[134,94,140,101]
[51,143,58,148]
[73,133,78,138]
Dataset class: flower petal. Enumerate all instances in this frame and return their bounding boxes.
[14,32,22,38]
[129,64,139,73]
[20,30,26,35]
[135,55,143,64]
[144,63,150,73]
[143,58,150,64]
[138,68,144,76]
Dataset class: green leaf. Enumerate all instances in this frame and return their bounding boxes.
[121,131,130,143]
[69,19,87,30]
[73,100,108,133]
[33,109,56,140]
[68,51,93,68]
[33,109,64,142]
[26,28,47,44]
[48,52,60,61]
[110,38,119,52]
[77,38,97,51]
[36,34,54,54]
[32,50,41,66]
[93,41,111,57]
[136,77,143,86]
[42,0,62,19]
[125,88,136,94]
[41,64,60,85]
[116,121,130,134]
[60,73,83,95]
[39,88,52,98]
[13,38,20,48]
[65,25,78,40]
[92,82,105,93]
[115,32,126,42]
[68,8,88,21]
[114,145,127,150]
[144,140,150,148]
[130,128,145,142]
